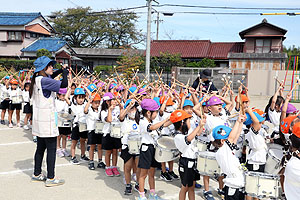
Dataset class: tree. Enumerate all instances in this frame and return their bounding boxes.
[105,10,144,48]
[283,46,300,69]
[186,58,216,68]
[49,7,108,48]
[36,49,52,58]
[151,52,184,72]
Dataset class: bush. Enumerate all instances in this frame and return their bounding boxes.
[0,59,34,70]
[36,49,52,58]
[185,58,216,68]
[94,65,113,74]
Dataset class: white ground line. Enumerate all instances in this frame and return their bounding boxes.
[0,141,32,146]
[0,163,73,175]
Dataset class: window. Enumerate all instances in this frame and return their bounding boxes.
[8,32,22,41]
[255,39,271,53]
[30,33,37,38]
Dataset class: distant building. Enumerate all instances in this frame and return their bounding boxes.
[0,12,55,59]
[228,18,287,70]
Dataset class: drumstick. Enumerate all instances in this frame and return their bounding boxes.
[290,77,300,92]
[237,80,247,89]
[238,87,245,115]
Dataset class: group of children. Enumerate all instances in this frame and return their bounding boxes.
[2,68,299,200]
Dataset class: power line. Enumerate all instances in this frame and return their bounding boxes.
[155,4,300,11]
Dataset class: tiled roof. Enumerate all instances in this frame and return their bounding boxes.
[0,12,41,25]
[208,42,244,59]
[150,40,244,59]
[25,24,50,35]
[150,40,211,58]
[21,38,67,52]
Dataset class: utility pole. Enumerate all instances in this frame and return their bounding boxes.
[145,0,152,78]
[154,12,163,40]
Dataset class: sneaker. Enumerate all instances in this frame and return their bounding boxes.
[123,176,127,185]
[149,194,164,200]
[31,174,46,182]
[62,149,70,157]
[217,188,225,198]
[56,149,64,158]
[0,120,5,125]
[97,161,106,169]
[88,162,95,170]
[203,191,215,200]
[168,171,179,180]
[132,173,137,182]
[195,182,202,188]
[112,167,120,176]
[23,125,29,130]
[45,178,65,187]
[134,184,147,194]
[138,197,147,200]
[160,171,172,182]
[33,136,37,143]
[17,123,21,128]
[9,123,13,128]
[70,157,80,165]
[80,155,89,162]
[105,168,114,177]
[124,184,132,195]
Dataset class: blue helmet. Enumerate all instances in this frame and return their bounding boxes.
[212,125,232,140]
[183,99,194,108]
[74,88,85,95]
[87,84,97,93]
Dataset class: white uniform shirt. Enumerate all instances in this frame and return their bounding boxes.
[22,90,30,103]
[268,108,281,133]
[284,156,300,199]
[174,133,197,159]
[188,113,200,134]
[216,141,245,188]
[70,102,87,125]
[140,118,157,145]
[160,111,174,136]
[86,106,100,131]
[9,88,22,104]
[0,84,9,100]
[55,99,69,113]
[245,127,268,165]
[100,107,120,136]
[205,113,230,141]
[121,117,140,146]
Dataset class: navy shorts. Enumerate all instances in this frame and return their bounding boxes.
[87,130,103,145]
[102,134,122,150]
[178,157,200,187]
[138,144,160,169]
[71,125,88,140]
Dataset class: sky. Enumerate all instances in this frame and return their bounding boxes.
[2,0,300,48]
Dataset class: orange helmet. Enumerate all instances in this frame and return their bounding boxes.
[159,96,174,106]
[280,115,297,134]
[252,108,265,117]
[235,94,249,103]
[292,122,300,138]
[92,93,101,102]
[10,79,18,85]
[170,110,192,123]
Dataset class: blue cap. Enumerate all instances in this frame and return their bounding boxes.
[87,84,97,92]
[212,125,232,140]
[129,86,137,93]
[124,99,132,109]
[183,99,194,108]
[187,93,191,98]
[4,76,9,79]
[222,103,226,108]
[34,56,56,73]
[244,112,265,126]
[199,97,206,106]
[153,97,161,107]
[74,88,85,95]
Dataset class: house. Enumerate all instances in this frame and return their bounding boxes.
[0,12,55,59]
[73,48,144,70]
[150,40,244,67]
[228,19,287,70]
[21,37,76,65]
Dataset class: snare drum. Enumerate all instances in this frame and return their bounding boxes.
[127,134,141,155]
[155,135,179,162]
[78,122,87,132]
[111,122,122,138]
[265,146,284,175]
[196,151,221,176]
[95,121,104,134]
[57,118,72,128]
[11,95,23,104]
[2,92,9,101]
[245,171,280,198]
[195,138,207,152]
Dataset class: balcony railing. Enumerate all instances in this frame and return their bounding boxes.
[244,45,283,53]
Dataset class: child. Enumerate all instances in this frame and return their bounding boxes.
[55,88,71,158]
[159,95,179,182]
[284,122,300,200]
[84,93,105,170]
[264,85,284,145]
[66,87,89,164]
[22,82,32,130]
[244,108,267,200]
[213,114,246,200]
[172,110,206,200]
[0,76,10,124]
[119,99,141,195]
[138,98,171,200]
[8,79,22,128]
[101,92,122,177]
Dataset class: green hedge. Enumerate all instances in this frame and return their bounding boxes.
[94,65,113,74]
[0,59,34,70]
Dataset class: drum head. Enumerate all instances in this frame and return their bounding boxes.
[197,151,216,158]
[267,143,284,151]
[268,149,283,160]
[157,136,176,149]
